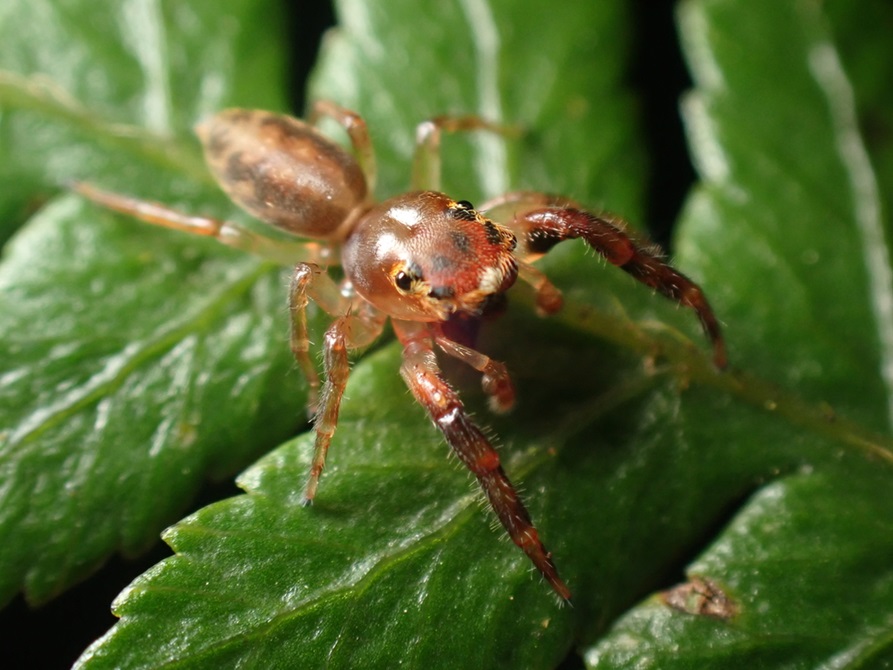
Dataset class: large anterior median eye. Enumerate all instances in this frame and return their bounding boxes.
[393,264,423,292]
[394,271,413,291]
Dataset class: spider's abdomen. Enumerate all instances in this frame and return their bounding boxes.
[197,109,368,239]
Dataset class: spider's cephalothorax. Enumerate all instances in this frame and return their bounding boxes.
[342,192,519,321]
[74,102,726,602]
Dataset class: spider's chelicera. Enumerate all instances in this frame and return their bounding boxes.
[74,102,726,601]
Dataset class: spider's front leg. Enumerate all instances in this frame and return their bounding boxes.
[289,264,387,504]
[484,192,727,368]
[393,320,570,600]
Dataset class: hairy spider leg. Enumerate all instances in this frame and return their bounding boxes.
[289,264,387,504]
[70,181,328,266]
[394,320,571,601]
[483,191,728,369]
[309,100,378,194]
[411,115,520,191]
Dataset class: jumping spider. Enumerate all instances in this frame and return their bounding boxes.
[74,101,726,601]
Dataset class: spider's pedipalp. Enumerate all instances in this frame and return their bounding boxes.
[433,327,516,413]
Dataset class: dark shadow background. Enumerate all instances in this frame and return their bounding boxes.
[1,1,694,667]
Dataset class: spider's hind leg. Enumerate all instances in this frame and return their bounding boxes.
[483,191,727,369]
[71,181,326,265]
[309,100,377,193]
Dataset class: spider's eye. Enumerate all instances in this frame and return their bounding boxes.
[450,199,478,222]
[394,267,422,292]
[394,271,413,291]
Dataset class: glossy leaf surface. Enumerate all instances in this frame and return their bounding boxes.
[0,0,891,668]
[587,1,893,667]
[0,0,302,605]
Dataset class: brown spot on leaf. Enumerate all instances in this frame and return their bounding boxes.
[661,576,738,620]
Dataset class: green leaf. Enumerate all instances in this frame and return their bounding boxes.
[309,0,642,210]
[3,0,893,668]
[0,0,650,615]
[0,0,289,242]
[585,1,893,667]
[824,0,893,227]
[674,0,892,431]
[585,465,893,668]
[0,0,301,605]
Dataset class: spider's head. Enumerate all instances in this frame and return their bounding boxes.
[343,191,518,322]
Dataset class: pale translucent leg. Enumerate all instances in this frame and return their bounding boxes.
[300,308,386,504]
[516,260,564,316]
[411,115,520,191]
[289,263,386,503]
[71,181,328,266]
[309,100,378,194]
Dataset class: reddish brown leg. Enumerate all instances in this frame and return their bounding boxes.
[485,192,727,368]
[394,320,570,600]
